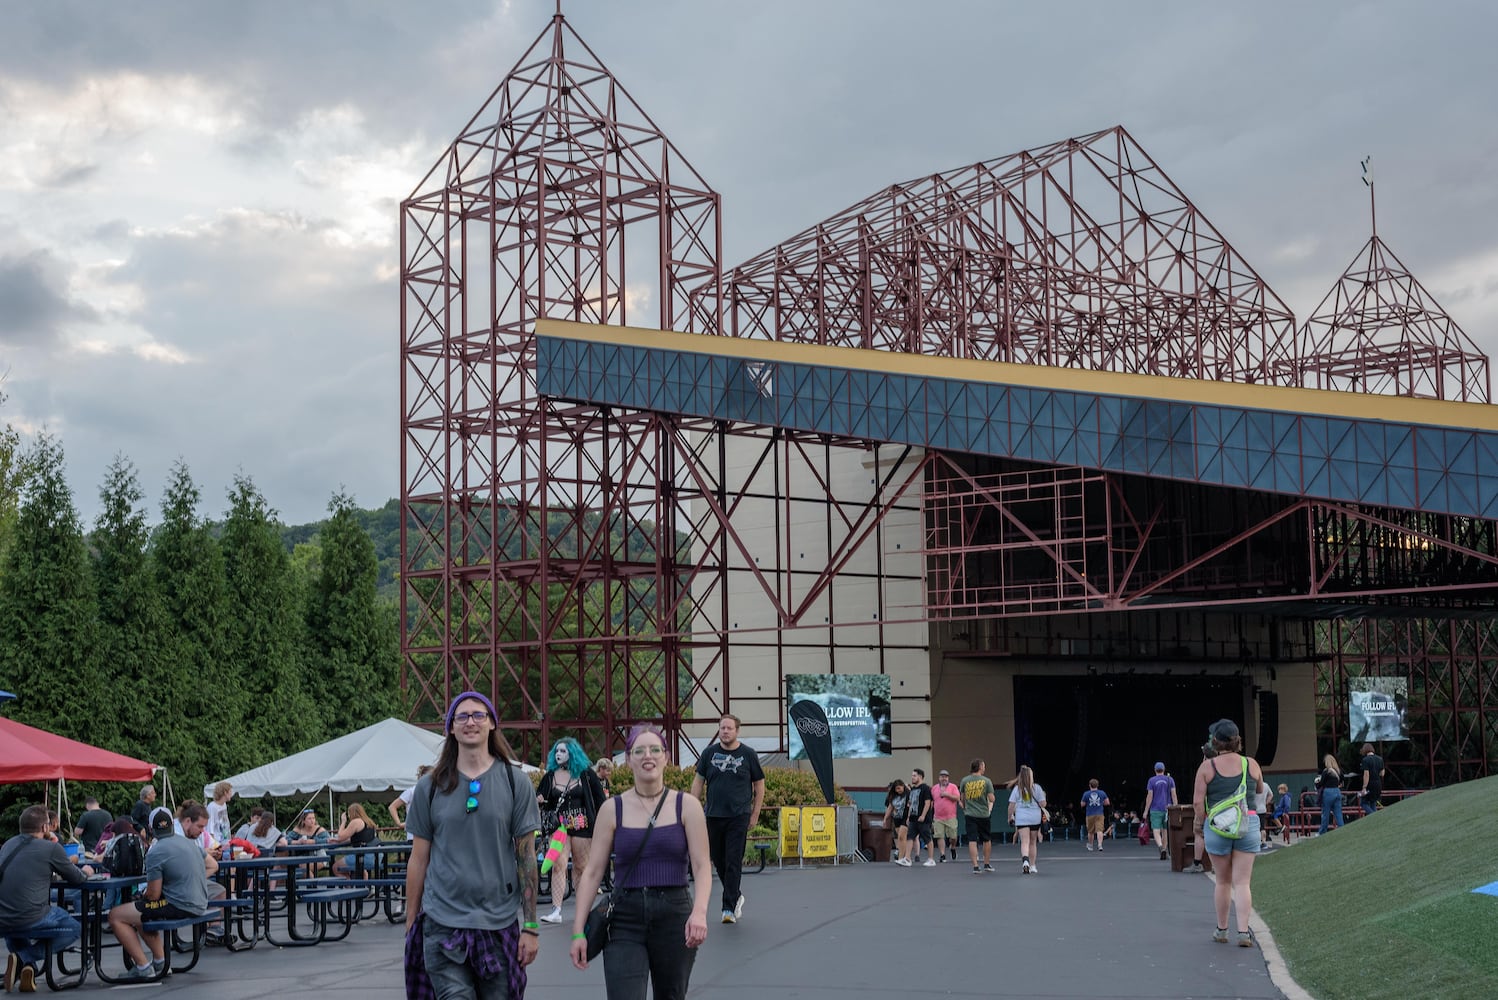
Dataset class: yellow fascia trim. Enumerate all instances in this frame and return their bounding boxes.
[536,319,1498,432]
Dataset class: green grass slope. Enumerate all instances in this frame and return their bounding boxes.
[1254,775,1498,1000]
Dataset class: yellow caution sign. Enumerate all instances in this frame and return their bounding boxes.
[800,806,837,858]
[779,807,801,857]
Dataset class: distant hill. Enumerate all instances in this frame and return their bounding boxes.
[280,497,402,600]
[277,498,685,615]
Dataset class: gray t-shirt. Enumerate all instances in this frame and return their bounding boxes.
[0,835,86,931]
[406,761,541,930]
[145,834,209,915]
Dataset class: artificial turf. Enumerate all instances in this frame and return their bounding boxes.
[1253,774,1498,1000]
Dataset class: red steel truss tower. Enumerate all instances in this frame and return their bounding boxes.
[400,10,721,755]
[399,9,1494,783]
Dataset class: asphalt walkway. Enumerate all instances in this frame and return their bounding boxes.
[103,838,1286,998]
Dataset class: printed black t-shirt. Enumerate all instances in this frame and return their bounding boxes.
[694,741,765,818]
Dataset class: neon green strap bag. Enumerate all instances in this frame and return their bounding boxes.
[1206,756,1249,839]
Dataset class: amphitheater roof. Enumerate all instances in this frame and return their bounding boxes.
[537,319,1498,521]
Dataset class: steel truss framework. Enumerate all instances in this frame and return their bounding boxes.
[1296,235,1491,403]
[1318,618,1496,786]
[401,9,1498,780]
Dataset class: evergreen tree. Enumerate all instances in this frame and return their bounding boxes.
[151,462,246,780]
[0,435,102,739]
[0,390,38,573]
[94,457,199,787]
[220,474,318,758]
[306,490,400,734]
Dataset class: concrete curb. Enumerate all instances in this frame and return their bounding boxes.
[1203,867,1317,1000]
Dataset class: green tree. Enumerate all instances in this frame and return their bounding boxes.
[151,461,247,780]
[0,435,101,738]
[220,474,318,759]
[305,490,400,734]
[0,389,38,573]
[94,456,200,787]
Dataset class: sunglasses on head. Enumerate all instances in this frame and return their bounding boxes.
[465,778,481,814]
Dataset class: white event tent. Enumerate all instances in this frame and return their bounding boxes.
[205,717,447,806]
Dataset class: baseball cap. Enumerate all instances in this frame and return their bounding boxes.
[148,807,176,837]
[1154,761,1166,772]
[1208,718,1240,743]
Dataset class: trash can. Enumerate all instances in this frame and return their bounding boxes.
[859,812,893,862]
[1167,804,1206,872]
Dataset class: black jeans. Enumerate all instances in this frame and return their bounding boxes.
[603,887,696,1000]
[705,813,750,912]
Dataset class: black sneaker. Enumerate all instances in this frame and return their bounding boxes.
[1159,849,1168,860]
[972,865,981,874]
[982,863,995,872]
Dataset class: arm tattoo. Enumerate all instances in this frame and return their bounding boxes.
[516,838,539,925]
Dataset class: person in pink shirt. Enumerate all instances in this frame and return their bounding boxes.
[930,769,962,863]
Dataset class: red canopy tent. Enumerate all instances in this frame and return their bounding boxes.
[0,716,158,783]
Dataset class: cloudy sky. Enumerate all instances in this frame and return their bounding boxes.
[2,0,1496,525]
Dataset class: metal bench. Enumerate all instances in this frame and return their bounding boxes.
[300,887,370,942]
[141,910,218,974]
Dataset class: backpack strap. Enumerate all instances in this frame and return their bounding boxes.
[675,790,684,823]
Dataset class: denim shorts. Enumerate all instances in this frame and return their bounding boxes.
[1202,812,1261,856]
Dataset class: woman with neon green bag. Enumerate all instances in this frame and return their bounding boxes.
[1190,719,1267,948]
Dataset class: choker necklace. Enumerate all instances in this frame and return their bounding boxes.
[633,785,665,803]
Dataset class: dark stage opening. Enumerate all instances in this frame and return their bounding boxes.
[1013,674,1247,818]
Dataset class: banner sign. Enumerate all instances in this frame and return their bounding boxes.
[786,673,891,759]
[1348,677,1408,742]
[800,806,837,858]
[779,806,800,857]
[789,699,837,804]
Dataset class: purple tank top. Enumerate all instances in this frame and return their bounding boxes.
[612,792,689,889]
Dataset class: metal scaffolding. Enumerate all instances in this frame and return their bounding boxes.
[400,7,1497,779]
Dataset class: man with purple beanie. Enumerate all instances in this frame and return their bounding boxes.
[404,692,542,1000]
[1145,761,1178,860]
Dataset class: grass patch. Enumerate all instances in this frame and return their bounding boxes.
[1254,775,1498,1000]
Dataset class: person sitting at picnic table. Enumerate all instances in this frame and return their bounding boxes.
[286,809,330,846]
[2,805,94,993]
[328,804,379,877]
[233,807,264,842]
[242,810,287,857]
[108,806,219,979]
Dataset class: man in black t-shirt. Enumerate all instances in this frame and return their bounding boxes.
[1359,743,1386,812]
[691,714,765,925]
[130,785,156,841]
[73,797,112,853]
[898,769,936,866]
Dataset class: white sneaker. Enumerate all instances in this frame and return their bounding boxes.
[895,857,913,867]
[1021,860,1031,874]
[1029,863,1039,874]
[733,895,745,919]
[541,908,563,924]
[922,858,936,867]
[1086,843,1095,851]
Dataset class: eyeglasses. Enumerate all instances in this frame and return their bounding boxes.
[465,779,481,813]
[453,711,491,725]
[629,745,666,758]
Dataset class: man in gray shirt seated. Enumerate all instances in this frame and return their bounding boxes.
[107,804,216,980]
[1,805,92,993]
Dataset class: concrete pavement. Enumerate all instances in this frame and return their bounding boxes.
[94,838,1286,998]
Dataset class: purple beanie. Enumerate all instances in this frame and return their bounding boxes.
[446,691,499,734]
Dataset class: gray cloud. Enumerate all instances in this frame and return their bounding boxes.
[4,0,1498,524]
[0,248,95,348]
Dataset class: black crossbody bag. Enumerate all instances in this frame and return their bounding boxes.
[584,790,670,960]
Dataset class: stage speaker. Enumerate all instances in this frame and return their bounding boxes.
[1257,691,1278,766]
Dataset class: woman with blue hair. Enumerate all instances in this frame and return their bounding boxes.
[538,736,608,924]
